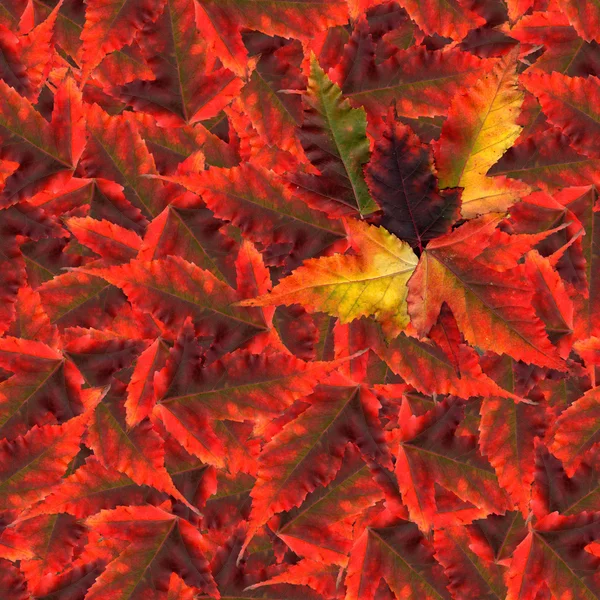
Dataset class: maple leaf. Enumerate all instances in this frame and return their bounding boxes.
[0,0,27,29]
[398,0,484,41]
[124,337,170,427]
[332,22,490,120]
[239,44,306,161]
[397,399,513,533]
[479,395,546,515]
[84,504,218,599]
[155,349,338,426]
[239,218,418,336]
[245,558,341,598]
[506,188,587,292]
[434,49,529,218]
[78,0,166,80]
[490,128,600,193]
[0,412,91,511]
[66,216,142,263]
[160,162,345,269]
[274,452,384,565]
[549,385,600,476]
[530,446,600,517]
[510,11,600,77]
[0,519,35,562]
[0,335,86,440]
[79,104,166,219]
[574,337,600,368]
[506,512,600,600]
[525,249,575,357]
[15,512,86,594]
[565,186,600,339]
[434,524,507,600]
[195,0,348,78]
[557,0,600,44]
[407,215,566,369]
[366,107,460,250]
[0,78,80,206]
[0,558,30,600]
[61,328,149,386]
[522,71,600,160]
[291,54,377,216]
[0,200,65,334]
[86,384,199,512]
[345,515,451,600]
[0,3,60,102]
[77,255,267,351]
[114,0,242,126]
[380,333,518,400]
[505,0,534,22]
[154,347,348,464]
[24,455,165,519]
[51,74,87,169]
[128,112,237,171]
[139,205,238,286]
[36,269,120,329]
[242,383,390,557]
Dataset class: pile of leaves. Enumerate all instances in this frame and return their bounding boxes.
[2,0,600,597]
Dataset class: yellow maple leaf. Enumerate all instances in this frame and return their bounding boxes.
[238,219,418,336]
[434,49,531,218]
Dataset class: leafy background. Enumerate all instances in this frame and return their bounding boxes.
[0,0,600,598]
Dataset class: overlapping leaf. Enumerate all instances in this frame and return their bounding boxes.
[0,2,597,599]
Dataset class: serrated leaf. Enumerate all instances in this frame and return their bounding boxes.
[240,219,418,336]
[434,50,528,218]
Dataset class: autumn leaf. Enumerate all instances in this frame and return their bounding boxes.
[490,128,600,192]
[398,0,484,41]
[16,513,86,594]
[434,524,506,600]
[548,385,600,475]
[66,216,142,263]
[510,11,600,77]
[557,0,600,43]
[522,70,600,159]
[480,395,546,514]
[242,383,389,557]
[240,44,305,160]
[376,329,520,400]
[0,413,91,511]
[84,505,218,599]
[506,512,600,600]
[333,24,490,119]
[434,50,529,218]
[114,0,242,125]
[160,162,344,268]
[195,0,348,76]
[0,79,77,206]
[345,516,451,600]
[239,218,418,336]
[23,456,164,519]
[366,107,460,250]
[274,453,383,565]
[79,104,166,219]
[0,2,598,598]
[294,54,377,216]
[407,215,565,369]
[78,0,166,80]
[77,255,267,352]
[396,399,511,532]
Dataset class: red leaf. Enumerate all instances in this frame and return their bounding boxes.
[0,413,90,511]
[506,512,600,600]
[84,504,218,599]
